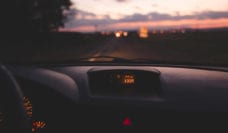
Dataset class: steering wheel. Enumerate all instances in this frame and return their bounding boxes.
[0,65,30,132]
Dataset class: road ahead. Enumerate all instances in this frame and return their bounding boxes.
[1,31,228,65]
[81,37,171,61]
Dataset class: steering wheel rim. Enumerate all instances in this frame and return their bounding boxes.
[0,65,30,132]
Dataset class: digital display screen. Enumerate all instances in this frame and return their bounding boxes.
[114,74,135,85]
[88,69,161,96]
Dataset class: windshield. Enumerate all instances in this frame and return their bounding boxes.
[1,0,228,66]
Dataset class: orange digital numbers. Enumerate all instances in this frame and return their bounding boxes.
[122,75,135,85]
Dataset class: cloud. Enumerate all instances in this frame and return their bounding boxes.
[69,9,97,19]
[151,4,158,7]
[117,11,228,22]
[119,12,172,22]
[64,9,228,31]
[196,11,228,19]
[134,6,142,10]
[65,9,112,28]
[116,0,128,2]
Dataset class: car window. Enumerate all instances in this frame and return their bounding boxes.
[1,0,228,66]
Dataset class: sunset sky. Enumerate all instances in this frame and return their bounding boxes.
[61,0,228,32]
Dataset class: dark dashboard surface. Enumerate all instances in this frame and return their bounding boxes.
[6,65,228,132]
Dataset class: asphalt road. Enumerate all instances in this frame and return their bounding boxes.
[83,38,132,58]
[81,37,168,60]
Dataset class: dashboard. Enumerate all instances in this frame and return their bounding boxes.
[5,65,228,132]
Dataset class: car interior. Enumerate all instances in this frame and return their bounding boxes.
[1,64,228,132]
[1,0,228,132]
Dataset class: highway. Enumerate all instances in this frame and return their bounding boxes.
[81,37,166,61]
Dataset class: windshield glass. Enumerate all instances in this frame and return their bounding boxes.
[2,0,228,66]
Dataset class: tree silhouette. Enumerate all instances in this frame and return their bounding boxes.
[4,0,72,36]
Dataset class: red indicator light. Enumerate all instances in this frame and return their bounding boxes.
[122,117,132,126]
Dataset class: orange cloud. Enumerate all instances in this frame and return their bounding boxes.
[61,18,228,32]
[59,25,96,32]
[109,18,228,29]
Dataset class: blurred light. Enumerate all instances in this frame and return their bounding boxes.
[122,75,135,85]
[23,97,32,118]
[122,117,132,126]
[115,31,122,38]
[123,32,128,37]
[32,121,46,132]
[116,74,121,79]
[88,58,96,62]
[139,27,149,38]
